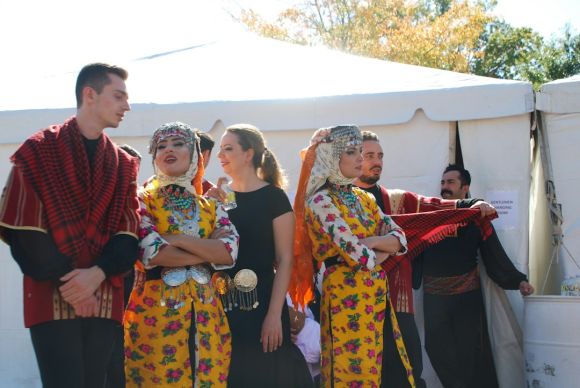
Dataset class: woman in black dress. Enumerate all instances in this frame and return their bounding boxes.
[211,123,313,387]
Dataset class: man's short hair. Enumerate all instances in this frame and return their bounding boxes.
[198,132,215,153]
[444,164,471,186]
[361,130,379,142]
[75,63,128,108]
[119,144,142,161]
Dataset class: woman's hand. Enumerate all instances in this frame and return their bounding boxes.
[361,235,401,254]
[205,177,229,202]
[161,234,180,245]
[376,221,389,236]
[261,311,283,353]
[209,228,228,240]
[374,250,391,266]
[360,236,381,249]
[310,128,331,145]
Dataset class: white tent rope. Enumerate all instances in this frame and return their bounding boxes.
[541,239,580,294]
[561,242,580,272]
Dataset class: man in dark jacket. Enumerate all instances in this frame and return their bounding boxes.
[417,164,534,388]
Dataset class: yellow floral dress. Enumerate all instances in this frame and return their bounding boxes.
[306,185,415,388]
[124,179,239,387]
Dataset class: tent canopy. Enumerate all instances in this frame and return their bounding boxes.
[536,74,580,114]
[0,33,533,142]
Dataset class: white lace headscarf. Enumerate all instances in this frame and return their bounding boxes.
[149,121,201,194]
[305,125,363,199]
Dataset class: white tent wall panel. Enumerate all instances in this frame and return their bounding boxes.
[204,110,449,201]
[0,246,24,331]
[367,110,451,196]
[458,114,532,325]
[543,112,580,279]
[0,328,41,388]
[0,143,42,387]
[0,109,76,144]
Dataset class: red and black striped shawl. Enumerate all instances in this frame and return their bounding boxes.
[0,117,140,326]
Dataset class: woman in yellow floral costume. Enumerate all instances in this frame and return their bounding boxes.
[124,122,239,387]
[291,125,415,388]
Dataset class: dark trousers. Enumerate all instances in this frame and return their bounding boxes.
[106,272,134,388]
[424,290,498,388]
[382,312,427,388]
[105,323,125,388]
[30,318,118,388]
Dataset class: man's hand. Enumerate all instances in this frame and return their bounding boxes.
[519,281,535,296]
[72,295,99,317]
[59,266,106,305]
[470,201,497,218]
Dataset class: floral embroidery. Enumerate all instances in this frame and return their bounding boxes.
[125,179,236,387]
[306,186,414,387]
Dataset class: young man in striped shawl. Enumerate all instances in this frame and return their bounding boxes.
[0,63,140,388]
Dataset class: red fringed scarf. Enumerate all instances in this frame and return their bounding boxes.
[379,187,459,313]
[10,117,139,265]
[384,208,496,273]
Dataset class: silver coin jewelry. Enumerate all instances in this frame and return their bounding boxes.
[234,269,259,311]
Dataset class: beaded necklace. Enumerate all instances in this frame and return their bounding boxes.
[327,183,373,229]
[157,184,200,236]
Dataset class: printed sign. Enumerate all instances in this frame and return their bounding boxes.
[485,190,518,230]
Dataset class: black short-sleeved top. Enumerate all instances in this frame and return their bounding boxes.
[223,184,313,388]
[224,184,292,289]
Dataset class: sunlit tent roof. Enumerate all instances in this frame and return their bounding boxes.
[536,74,580,113]
[0,32,533,141]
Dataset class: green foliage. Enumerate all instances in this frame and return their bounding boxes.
[543,25,580,83]
[471,21,580,89]
[470,20,545,83]
[236,0,579,87]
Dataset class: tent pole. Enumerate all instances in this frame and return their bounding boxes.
[535,110,565,292]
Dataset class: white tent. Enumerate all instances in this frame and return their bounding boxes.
[524,74,580,387]
[535,74,580,284]
[0,33,534,387]
[529,74,580,293]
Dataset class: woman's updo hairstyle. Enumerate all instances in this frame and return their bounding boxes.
[226,124,287,190]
